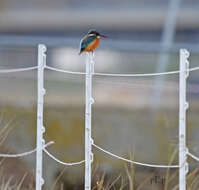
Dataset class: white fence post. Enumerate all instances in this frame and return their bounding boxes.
[85,53,94,190]
[36,44,47,190]
[179,49,189,190]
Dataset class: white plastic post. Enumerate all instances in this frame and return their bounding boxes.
[36,44,47,190]
[179,49,189,190]
[85,53,94,190]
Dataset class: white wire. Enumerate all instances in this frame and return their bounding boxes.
[46,66,85,75]
[0,141,53,158]
[44,148,85,166]
[46,65,199,77]
[0,66,38,73]
[188,151,199,162]
[94,70,180,77]
[0,148,36,158]
[189,66,199,72]
[46,66,180,76]
[93,143,179,168]
[0,65,198,76]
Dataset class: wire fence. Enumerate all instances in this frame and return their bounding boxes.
[0,45,199,190]
[92,143,179,168]
[44,149,85,166]
[0,64,198,76]
[0,141,53,158]
[0,66,38,73]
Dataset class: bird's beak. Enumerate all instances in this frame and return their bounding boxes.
[99,34,108,38]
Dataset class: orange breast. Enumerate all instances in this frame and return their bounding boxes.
[85,38,100,52]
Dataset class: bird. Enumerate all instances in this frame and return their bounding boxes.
[79,29,107,55]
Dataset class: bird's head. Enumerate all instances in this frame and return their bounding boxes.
[87,29,108,38]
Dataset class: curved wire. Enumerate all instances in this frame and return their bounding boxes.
[0,141,53,158]
[0,65,198,76]
[189,66,199,72]
[188,151,199,162]
[0,66,38,73]
[46,66,85,75]
[93,143,179,168]
[44,148,85,166]
[45,65,199,77]
[46,66,180,76]
[94,70,180,77]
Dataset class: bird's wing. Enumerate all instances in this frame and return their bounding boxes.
[79,35,96,53]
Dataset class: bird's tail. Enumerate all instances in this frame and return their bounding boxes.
[79,49,83,55]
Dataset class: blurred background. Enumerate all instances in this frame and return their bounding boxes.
[0,0,199,189]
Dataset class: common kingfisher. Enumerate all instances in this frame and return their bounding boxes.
[79,30,107,55]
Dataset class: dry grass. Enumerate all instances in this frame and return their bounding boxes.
[0,111,199,189]
[0,169,34,190]
[52,150,199,190]
[0,117,35,190]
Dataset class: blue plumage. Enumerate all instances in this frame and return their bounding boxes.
[79,35,96,54]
